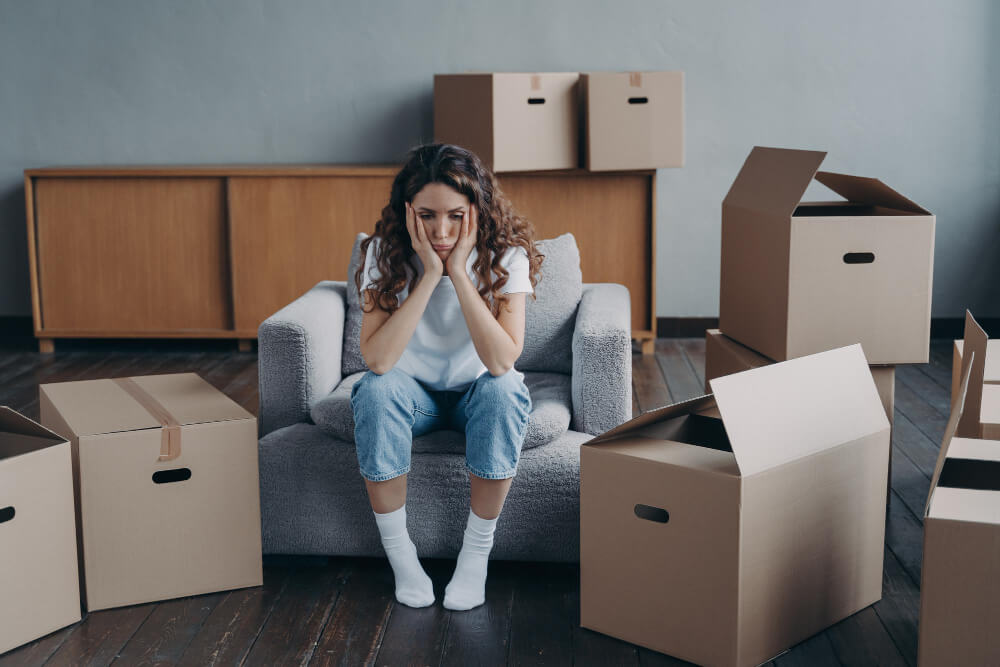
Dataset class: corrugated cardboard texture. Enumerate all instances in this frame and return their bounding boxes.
[434,72,579,172]
[582,71,684,171]
[719,146,935,365]
[39,373,262,611]
[0,409,81,655]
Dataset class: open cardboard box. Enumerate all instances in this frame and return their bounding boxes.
[719,146,935,365]
[951,338,1000,404]
[705,328,895,425]
[919,312,1000,665]
[581,344,890,666]
[0,407,81,656]
[434,72,580,172]
[951,314,1000,441]
[579,71,684,170]
[39,373,263,612]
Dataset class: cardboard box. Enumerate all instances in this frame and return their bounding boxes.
[951,338,1000,404]
[580,71,684,170]
[39,373,263,611]
[581,345,890,667]
[705,329,895,424]
[0,407,81,656]
[434,72,579,172]
[919,313,1000,666]
[719,146,935,365]
[951,313,1000,441]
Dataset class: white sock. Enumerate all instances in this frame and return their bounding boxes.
[374,505,434,608]
[444,508,498,611]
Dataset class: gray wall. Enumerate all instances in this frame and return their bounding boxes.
[2,0,998,319]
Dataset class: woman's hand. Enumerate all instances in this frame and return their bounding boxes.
[405,202,444,280]
[446,204,478,279]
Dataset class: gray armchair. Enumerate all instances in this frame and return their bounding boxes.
[257,233,632,562]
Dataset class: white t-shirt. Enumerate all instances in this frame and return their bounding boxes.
[360,237,534,391]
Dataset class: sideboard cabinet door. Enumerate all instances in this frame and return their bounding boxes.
[34,177,230,333]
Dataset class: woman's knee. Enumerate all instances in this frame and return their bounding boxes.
[472,369,531,406]
[351,368,414,412]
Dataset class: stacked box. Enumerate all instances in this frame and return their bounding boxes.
[434,72,580,172]
[433,70,685,172]
[39,373,263,611]
[919,313,1000,665]
[579,71,684,170]
[0,407,81,656]
[718,146,935,365]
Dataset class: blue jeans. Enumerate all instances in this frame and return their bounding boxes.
[351,367,532,482]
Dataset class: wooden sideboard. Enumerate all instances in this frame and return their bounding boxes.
[25,165,657,354]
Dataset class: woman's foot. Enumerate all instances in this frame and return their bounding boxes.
[374,505,435,607]
[444,509,498,611]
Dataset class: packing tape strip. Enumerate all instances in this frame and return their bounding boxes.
[629,71,643,87]
[530,74,541,90]
[112,377,182,462]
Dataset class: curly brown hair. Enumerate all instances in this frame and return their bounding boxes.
[354,143,544,317]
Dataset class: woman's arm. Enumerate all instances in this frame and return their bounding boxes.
[360,203,445,375]
[452,278,526,376]
[447,206,526,376]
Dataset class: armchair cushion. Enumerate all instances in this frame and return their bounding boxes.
[311,370,572,452]
[341,232,583,377]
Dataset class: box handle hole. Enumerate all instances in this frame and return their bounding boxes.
[527,97,546,105]
[843,252,875,264]
[0,506,13,524]
[153,468,192,484]
[628,97,649,104]
[634,504,669,523]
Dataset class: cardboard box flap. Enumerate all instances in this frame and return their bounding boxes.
[40,373,252,437]
[814,171,930,214]
[0,406,64,440]
[709,344,888,477]
[927,436,1000,525]
[927,313,981,515]
[956,311,988,439]
[722,146,827,217]
[129,373,253,426]
[586,394,717,446]
[40,379,162,437]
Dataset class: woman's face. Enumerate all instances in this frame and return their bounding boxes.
[411,182,470,263]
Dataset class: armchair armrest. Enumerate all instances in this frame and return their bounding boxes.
[258,281,347,437]
[571,283,633,435]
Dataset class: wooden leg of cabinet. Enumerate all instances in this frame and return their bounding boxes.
[639,338,655,355]
[38,338,55,355]
[237,338,254,353]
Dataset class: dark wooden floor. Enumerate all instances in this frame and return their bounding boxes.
[0,337,954,666]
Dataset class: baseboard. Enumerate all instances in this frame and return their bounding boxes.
[0,315,32,338]
[656,317,1000,340]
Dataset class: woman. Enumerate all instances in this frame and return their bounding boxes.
[351,143,543,610]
